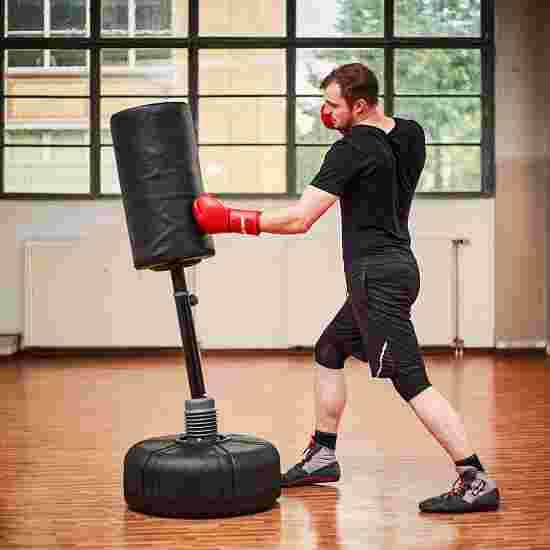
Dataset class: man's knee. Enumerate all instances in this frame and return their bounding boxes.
[391,364,431,402]
[314,333,348,370]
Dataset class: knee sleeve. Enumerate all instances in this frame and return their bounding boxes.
[314,333,348,370]
[391,364,431,402]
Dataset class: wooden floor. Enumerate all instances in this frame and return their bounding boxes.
[1,350,549,549]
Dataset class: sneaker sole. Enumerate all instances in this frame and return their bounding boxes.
[419,501,500,513]
[281,474,340,488]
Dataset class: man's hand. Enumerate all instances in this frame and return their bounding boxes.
[192,193,261,235]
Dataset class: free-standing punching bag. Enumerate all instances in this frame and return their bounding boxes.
[111,102,281,518]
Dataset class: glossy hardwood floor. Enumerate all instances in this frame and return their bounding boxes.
[1,350,549,549]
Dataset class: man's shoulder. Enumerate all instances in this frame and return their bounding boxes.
[394,117,425,139]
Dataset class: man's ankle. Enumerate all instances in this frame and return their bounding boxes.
[313,430,337,450]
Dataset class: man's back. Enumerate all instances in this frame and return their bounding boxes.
[311,117,426,266]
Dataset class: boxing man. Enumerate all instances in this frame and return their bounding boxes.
[192,63,500,513]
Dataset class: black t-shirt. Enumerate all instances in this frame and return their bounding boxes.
[310,117,426,268]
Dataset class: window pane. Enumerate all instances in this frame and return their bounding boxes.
[297,0,383,37]
[296,146,330,192]
[102,49,128,66]
[200,0,285,36]
[101,49,187,95]
[51,50,87,67]
[6,128,87,145]
[101,97,187,144]
[5,98,89,143]
[418,146,481,192]
[199,147,286,193]
[395,0,481,37]
[4,147,89,193]
[101,146,121,194]
[199,50,286,95]
[199,98,286,144]
[7,0,44,33]
[395,98,481,143]
[395,50,481,94]
[297,49,384,95]
[135,48,173,65]
[296,98,341,145]
[6,50,90,95]
[136,0,172,34]
[7,50,45,68]
[102,0,129,34]
[102,0,187,36]
[51,0,87,35]
[5,130,43,144]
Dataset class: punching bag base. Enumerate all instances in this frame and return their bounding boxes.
[124,433,281,518]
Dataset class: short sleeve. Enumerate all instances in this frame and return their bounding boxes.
[310,139,373,197]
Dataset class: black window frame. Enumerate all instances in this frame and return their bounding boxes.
[0,0,495,200]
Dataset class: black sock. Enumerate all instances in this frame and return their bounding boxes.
[455,454,484,472]
[314,430,337,451]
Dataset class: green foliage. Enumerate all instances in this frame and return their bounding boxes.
[394,0,481,36]
[335,0,384,36]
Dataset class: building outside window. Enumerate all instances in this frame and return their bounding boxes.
[1,0,494,197]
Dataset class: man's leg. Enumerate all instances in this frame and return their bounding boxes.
[388,362,500,513]
[281,299,359,488]
[315,363,347,433]
[280,362,346,487]
[408,385,473,461]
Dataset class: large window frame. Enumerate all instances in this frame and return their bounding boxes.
[0,0,495,199]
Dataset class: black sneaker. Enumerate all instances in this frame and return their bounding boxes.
[419,466,500,513]
[281,437,341,488]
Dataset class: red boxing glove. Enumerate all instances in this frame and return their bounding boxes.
[320,103,350,135]
[192,193,261,235]
[320,103,335,129]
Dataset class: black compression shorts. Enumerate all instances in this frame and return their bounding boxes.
[316,250,426,379]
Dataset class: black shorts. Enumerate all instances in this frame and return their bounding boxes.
[319,251,425,378]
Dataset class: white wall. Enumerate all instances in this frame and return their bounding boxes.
[0,196,495,349]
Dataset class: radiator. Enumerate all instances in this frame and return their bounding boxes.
[411,237,456,347]
[23,240,188,348]
[23,236,461,349]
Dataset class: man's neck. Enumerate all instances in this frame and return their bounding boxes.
[354,109,395,133]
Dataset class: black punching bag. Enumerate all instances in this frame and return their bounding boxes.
[110,102,281,519]
[111,102,215,270]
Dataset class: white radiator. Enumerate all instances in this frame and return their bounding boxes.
[23,236,460,349]
[411,237,456,347]
[23,240,189,348]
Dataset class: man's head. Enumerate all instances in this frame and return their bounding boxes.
[320,63,379,133]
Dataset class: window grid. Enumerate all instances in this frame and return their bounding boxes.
[0,0,495,198]
[6,0,91,39]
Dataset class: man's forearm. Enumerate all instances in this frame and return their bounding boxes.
[258,205,309,234]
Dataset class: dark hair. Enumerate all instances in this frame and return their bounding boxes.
[320,63,379,107]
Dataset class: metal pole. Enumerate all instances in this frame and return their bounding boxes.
[170,264,206,399]
[452,238,470,357]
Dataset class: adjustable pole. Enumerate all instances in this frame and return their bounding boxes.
[170,264,206,399]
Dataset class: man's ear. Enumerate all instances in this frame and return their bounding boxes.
[353,98,369,115]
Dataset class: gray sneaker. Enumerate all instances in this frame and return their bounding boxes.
[419,466,500,513]
[281,437,341,488]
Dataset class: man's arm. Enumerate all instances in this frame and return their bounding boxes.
[192,185,338,236]
[259,185,338,235]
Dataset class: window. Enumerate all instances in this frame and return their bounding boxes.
[7,0,87,36]
[1,1,494,197]
[102,0,174,36]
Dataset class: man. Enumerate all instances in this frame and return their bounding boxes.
[192,63,500,513]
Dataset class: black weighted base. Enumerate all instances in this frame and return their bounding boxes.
[124,433,281,518]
